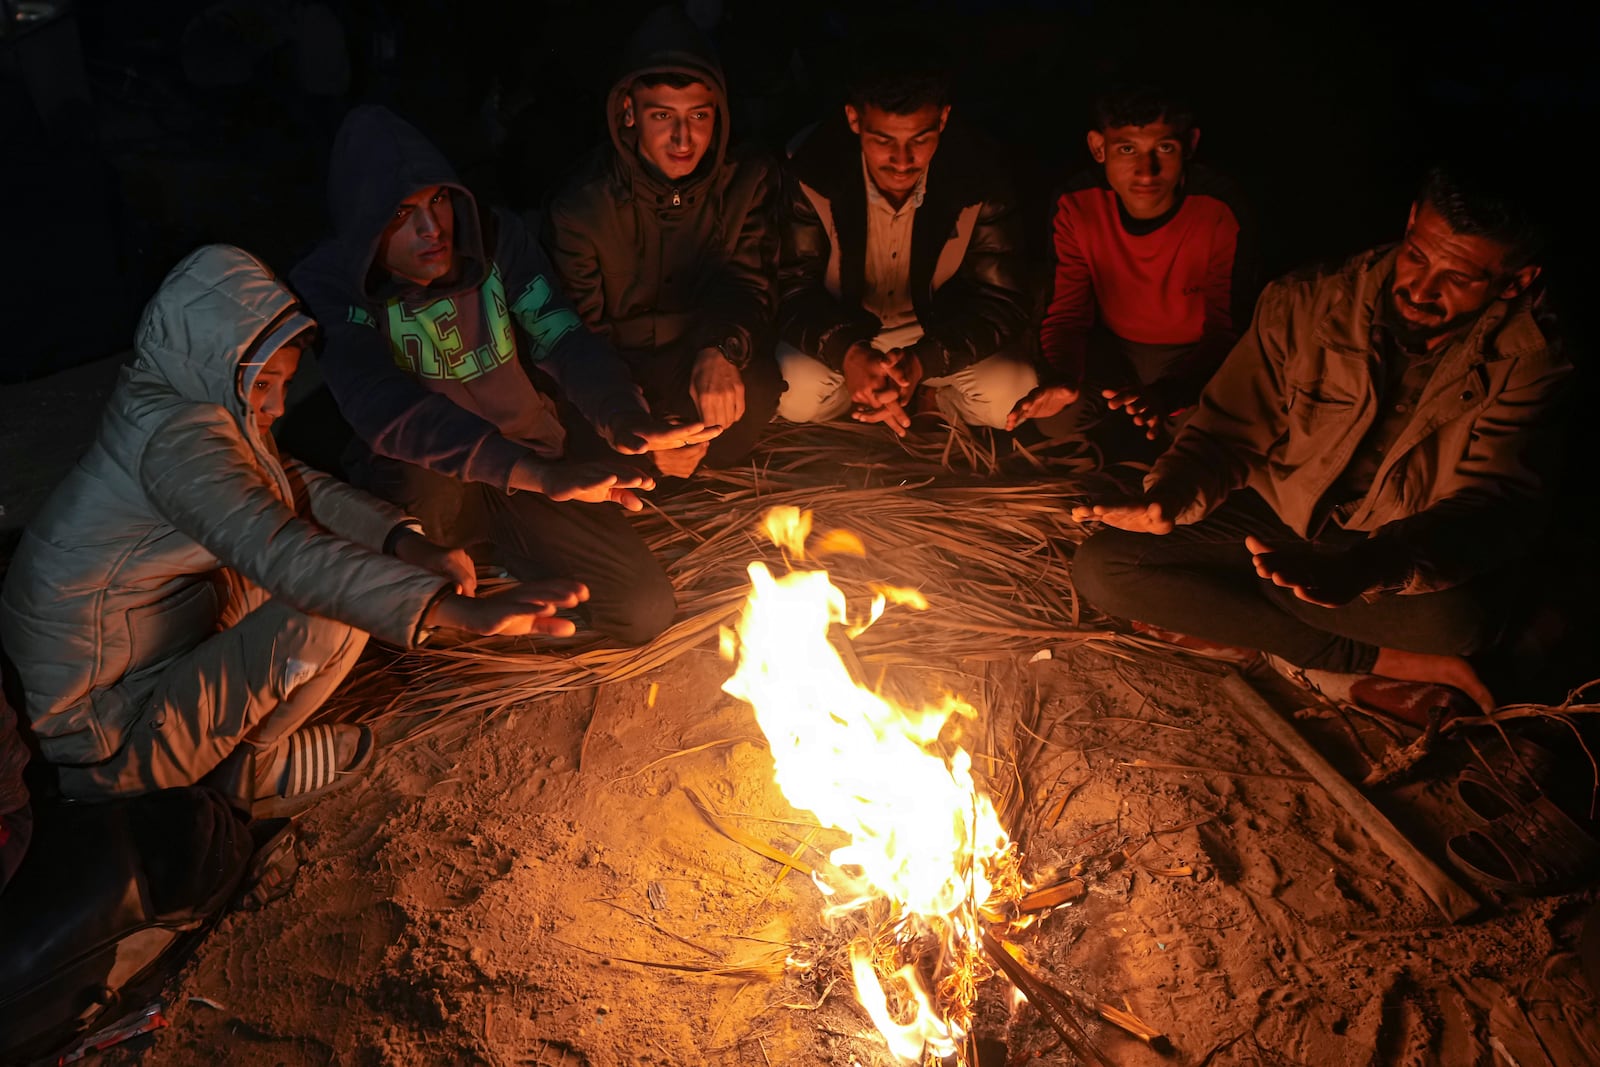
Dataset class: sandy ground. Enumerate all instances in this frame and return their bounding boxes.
[8,356,1599,1066]
[103,641,1600,1067]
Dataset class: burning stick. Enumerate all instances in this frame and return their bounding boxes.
[1089,998,1172,1052]
[980,931,1174,1057]
[979,931,1112,1067]
[723,508,1014,1061]
[1015,876,1086,912]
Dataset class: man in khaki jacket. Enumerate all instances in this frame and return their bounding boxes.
[1072,165,1569,712]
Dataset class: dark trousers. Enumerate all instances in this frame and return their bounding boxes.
[1038,330,1197,440]
[1073,490,1503,673]
[621,343,783,470]
[351,452,675,646]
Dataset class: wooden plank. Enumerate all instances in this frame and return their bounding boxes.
[1216,671,1480,923]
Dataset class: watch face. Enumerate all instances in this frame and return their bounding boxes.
[722,336,747,362]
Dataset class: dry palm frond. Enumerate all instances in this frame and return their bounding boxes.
[321,422,1151,738]
[685,787,817,877]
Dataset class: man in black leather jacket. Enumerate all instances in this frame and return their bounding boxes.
[776,38,1036,435]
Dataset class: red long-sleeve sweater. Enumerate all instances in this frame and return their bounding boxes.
[1039,165,1251,388]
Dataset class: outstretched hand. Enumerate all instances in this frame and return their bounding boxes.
[604,412,723,456]
[1102,379,1185,441]
[1070,482,1192,534]
[1070,497,1179,534]
[391,529,477,596]
[1005,383,1079,431]
[425,578,590,637]
[852,397,913,436]
[511,456,656,512]
[653,440,710,479]
[1245,535,1376,608]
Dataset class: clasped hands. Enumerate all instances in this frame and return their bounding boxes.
[843,342,923,437]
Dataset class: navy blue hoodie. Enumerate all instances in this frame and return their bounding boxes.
[293,106,646,490]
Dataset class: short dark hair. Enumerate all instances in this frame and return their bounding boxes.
[1419,162,1548,268]
[846,33,952,115]
[1090,84,1196,139]
[632,71,709,94]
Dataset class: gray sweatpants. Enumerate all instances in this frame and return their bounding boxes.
[59,574,365,798]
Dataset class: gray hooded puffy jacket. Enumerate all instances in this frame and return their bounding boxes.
[1,245,449,765]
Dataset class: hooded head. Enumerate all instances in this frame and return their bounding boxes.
[326,105,488,300]
[608,6,729,188]
[134,245,316,437]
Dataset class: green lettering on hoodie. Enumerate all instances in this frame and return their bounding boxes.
[384,266,529,382]
[511,275,581,356]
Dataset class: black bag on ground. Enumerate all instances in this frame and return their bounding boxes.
[0,786,251,1063]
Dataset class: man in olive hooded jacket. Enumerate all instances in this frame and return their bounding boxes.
[543,5,782,479]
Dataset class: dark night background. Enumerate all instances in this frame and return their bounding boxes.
[3,0,1597,690]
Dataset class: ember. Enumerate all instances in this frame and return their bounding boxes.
[721,507,1018,1062]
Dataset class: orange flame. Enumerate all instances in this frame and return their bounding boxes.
[722,508,1011,1061]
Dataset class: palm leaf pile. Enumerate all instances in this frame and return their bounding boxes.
[324,421,1155,737]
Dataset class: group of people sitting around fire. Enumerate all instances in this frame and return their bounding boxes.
[0,8,1568,912]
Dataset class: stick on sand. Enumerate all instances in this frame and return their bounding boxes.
[1216,671,1479,923]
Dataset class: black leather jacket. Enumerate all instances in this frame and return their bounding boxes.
[778,117,1032,377]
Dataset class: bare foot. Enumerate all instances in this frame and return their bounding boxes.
[1372,647,1495,714]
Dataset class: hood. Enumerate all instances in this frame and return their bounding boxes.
[326,104,487,300]
[606,5,729,191]
[133,244,315,428]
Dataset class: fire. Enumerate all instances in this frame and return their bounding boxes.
[721,507,1014,1062]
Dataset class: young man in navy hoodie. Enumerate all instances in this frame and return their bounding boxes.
[294,106,715,646]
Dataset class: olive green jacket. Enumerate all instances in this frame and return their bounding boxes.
[1150,245,1572,594]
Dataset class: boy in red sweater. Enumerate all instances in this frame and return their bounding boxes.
[1009,86,1253,444]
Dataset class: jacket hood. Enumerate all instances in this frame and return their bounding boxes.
[132,244,315,429]
[326,104,487,300]
[606,6,729,192]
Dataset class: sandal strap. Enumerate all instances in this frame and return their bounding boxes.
[1449,828,1537,891]
[285,724,341,798]
[1452,771,1600,891]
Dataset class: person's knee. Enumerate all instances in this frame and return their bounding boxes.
[1071,529,1143,615]
[356,457,470,543]
[603,569,677,647]
[741,355,785,421]
[1424,596,1499,657]
[939,355,1038,428]
[273,612,367,696]
[775,351,845,423]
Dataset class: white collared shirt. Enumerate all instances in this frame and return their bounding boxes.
[861,158,926,330]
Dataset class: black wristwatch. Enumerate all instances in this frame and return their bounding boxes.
[712,333,748,369]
